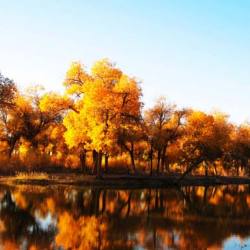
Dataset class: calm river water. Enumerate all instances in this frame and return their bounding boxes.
[0,184,250,249]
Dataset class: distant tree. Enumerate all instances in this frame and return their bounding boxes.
[179,111,231,179]
[63,59,142,176]
[0,86,72,158]
[144,97,186,174]
[224,124,250,175]
[0,73,17,108]
[117,115,145,173]
[0,73,18,157]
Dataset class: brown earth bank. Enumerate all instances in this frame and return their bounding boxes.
[0,173,250,188]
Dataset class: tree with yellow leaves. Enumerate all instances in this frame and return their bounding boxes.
[63,59,142,176]
[63,62,92,172]
[0,73,17,108]
[179,111,231,179]
[0,73,18,157]
[0,84,72,159]
[144,97,186,175]
[224,123,250,175]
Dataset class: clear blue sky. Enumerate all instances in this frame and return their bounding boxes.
[0,1,250,123]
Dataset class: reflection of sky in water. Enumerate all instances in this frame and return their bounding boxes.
[34,212,56,231]
[223,236,250,250]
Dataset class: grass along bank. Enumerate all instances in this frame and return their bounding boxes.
[1,172,250,188]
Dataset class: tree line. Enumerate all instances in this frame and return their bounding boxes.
[0,59,250,177]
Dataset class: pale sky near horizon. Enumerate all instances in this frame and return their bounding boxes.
[0,1,250,123]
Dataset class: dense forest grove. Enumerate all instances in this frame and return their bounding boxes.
[0,59,250,177]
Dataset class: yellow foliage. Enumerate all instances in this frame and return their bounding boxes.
[63,58,142,156]
[39,93,73,113]
[64,62,90,96]
[91,58,122,81]
[14,95,32,113]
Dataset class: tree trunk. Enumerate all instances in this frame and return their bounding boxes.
[8,144,15,158]
[8,137,18,158]
[178,157,204,182]
[204,161,208,176]
[130,151,136,173]
[96,151,103,178]
[80,149,86,173]
[157,149,161,175]
[213,163,218,176]
[161,145,167,173]
[104,154,109,173]
[150,147,153,176]
[93,150,98,175]
[129,142,136,173]
[236,165,240,176]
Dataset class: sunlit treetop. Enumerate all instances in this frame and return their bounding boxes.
[64,62,91,96]
[39,92,74,114]
[91,58,122,83]
[63,58,142,154]
[0,73,17,108]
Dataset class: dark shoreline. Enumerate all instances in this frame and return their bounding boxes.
[0,174,250,188]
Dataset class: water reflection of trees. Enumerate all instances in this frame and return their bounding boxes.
[0,190,55,249]
[0,185,250,249]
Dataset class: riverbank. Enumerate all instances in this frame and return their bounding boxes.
[0,173,250,188]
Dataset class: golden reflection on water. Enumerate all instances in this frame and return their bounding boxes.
[0,185,250,249]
